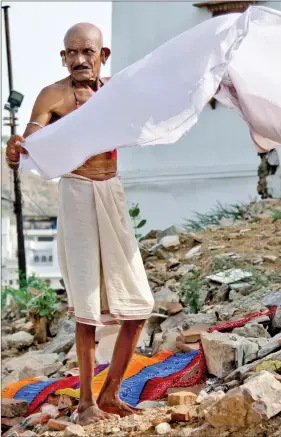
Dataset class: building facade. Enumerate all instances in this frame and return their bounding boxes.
[111,1,281,232]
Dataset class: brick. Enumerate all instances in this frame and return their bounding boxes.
[168,384,205,396]
[47,418,68,431]
[1,398,28,418]
[171,407,190,422]
[180,324,210,343]
[168,391,197,406]
[167,303,183,316]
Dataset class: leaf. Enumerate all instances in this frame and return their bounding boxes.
[130,207,140,218]
[137,219,146,228]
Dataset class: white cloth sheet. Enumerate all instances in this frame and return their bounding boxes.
[21,6,281,180]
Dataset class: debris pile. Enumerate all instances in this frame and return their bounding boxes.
[1,199,281,436]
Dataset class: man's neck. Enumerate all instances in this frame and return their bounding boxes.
[71,77,99,90]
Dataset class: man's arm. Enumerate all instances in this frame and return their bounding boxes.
[6,86,57,169]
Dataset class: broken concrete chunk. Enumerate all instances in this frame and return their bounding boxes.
[185,246,201,259]
[3,332,34,350]
[262,290,281,308]
[1,398,28,418]
[232,322,270,339]
[154,287,180,303]
[205,371,281,430]
[207,269,252,285]
[168,391,197,406]
[160,235,180,248]
[272,306,281,331]
[180,325,210,343]
[257,333,281,358]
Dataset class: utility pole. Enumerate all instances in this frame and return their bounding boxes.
[2,5,27,284]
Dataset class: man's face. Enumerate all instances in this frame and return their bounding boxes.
[64,31,102,82]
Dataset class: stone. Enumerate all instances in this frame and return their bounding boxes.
[3,331,34,350]
[63,424,85,437]
[47,419,68,431]
[1,417,24,428]
[272,306,281,331]
[230,282,253,295]
[160,235,180,248]
[180,325,210,343]
[168,391,197,406]
[201,332,236,378]
[197,391,225,419]
[181,313,217,330]
[155,422,171,435]
[225,350,281,382]
[205,371,281,430]
[257,333,281,358]
[262,290,281,308]
[185,246,201,259]
[263,255,278,262]
[19,362,62,379]
[1,398,28,418]
[157,226,178,241]
[3,352,59,375]
[168,385,205,396]
[43,334,75,355]
[21,432,37,437]
[167,302,183,316]
[154,287,180,304]
[57,320,76,336]
[207,269,252,285]
[160,312,190,331]
[176,340,200,353]
[136,400,167,409]
[176,265,196,276]
[154,331,179,353]
[2,425,21,437]
[232,322,270,339]
[213,284,229,302]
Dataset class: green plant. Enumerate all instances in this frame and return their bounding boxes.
[2,274,60,320]
[129,203,147,240]
[272,210,281,220]
[27,288,61,320]
[181,269,203,313]
[183,202,245,232]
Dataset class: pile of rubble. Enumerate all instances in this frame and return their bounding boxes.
[1,199,281,437]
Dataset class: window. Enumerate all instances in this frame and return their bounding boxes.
[34,255,40,263]
[9,279,13,285]
[27,236,34,241]
[38,236,53,242]
[41,256,47,262]
[48,255,53,263]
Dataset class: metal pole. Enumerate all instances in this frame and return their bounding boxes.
[2,5,27,284]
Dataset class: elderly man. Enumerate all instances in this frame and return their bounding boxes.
[6,23,154,425]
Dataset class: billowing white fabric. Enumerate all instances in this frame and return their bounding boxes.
[21,6,281,180]
[57,174,154,325]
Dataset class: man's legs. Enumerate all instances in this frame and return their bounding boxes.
[76,322,113,425]
[97,319,146,416]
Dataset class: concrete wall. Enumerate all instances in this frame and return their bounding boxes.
[111,1,280,232]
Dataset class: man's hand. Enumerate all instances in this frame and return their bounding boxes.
[6,135,28,168]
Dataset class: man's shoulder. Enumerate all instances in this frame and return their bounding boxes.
[36,78,70,106]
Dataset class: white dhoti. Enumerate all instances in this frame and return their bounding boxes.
[57,174,154,326]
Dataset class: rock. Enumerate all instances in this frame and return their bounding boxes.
[47,419,68,431]
[262,290,281,308]
[232,322,270,339]
[197,391,225,419]
[168,391,197,406]
[160,235,180,248]
[63,424,85,437]
[157,226,178,241]
[230,282,253,295]
[155,422,171,435]
[1,417,24,428]
[257,333,281,358]
[207,269,252,285]
[168,384,205,396]
[213,284,229,302]
[225,350,281,382]
[21,432,37,437]
[201,332,259,378]
[181,313,217,330]
[180,325,210,343]
[205,371,281,430]
[167,302,183,316]
[160,312,190,331]
[3,332,34,350]
[154,287,180,304]
[19,361,62,379]
[57,320,76,336]
[136,400,167,409]
[3,352,59,375]
[263,255,278,262]
[2,424,21,437]
[272,306,281,331]
[185,246,201,259]
[43,334,75,354]
[177,265,196,276]
[1,399,28,418]
[154,331,179,353]
[176,340,200,353]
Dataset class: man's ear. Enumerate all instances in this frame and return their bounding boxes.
[101,47,111,65]
[60,50,66,66]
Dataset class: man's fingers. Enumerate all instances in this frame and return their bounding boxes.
[19,146,28,155]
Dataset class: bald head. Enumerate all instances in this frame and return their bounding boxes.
[64,22,103,48]
[62,22,110,83]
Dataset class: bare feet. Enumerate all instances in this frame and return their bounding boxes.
[98,397,143,417]
[77,404,114,425]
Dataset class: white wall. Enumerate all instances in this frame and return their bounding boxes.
[111,1,280,231]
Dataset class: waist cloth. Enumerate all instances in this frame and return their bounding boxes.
[57,173,154,326]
